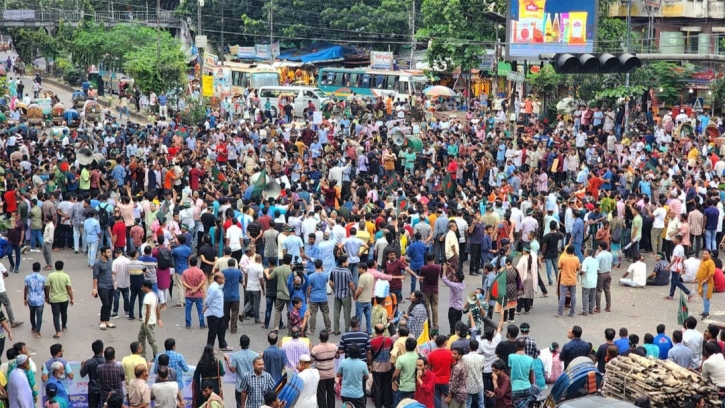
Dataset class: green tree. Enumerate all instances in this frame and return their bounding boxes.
[417,0,504,77]
[68,23,173,71]
[7,28,59,63]
[711,76,725,112]
[123,38,187,94]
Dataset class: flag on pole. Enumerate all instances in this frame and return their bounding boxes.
[417,319,430,347]
[677,292,689,326]
[251,169,267,200]
[489,270,507,306]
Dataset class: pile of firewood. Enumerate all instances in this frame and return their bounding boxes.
[602,354,722,407]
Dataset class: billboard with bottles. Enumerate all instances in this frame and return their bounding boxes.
[506,0,598,60]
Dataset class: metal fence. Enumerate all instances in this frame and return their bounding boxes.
[0,9,180,24]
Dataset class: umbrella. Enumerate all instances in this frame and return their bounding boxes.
[422,85,456,97]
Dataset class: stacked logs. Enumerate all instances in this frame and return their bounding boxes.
[602,354,722,407]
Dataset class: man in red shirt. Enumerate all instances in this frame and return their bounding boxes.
[111,215,127,252]
[188,164,205,192]
[384,251,418,306]
[428,335,454,408]
[258,207,273,231]
[181,257,206,328]
[3,186,17,215]
[586,174,605,200]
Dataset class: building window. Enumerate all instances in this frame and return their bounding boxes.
[687,34,699,53]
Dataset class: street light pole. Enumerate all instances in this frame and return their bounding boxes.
[624,0,632,131]
[198,0,204,94]
[409,0,415,69]
[220,2,225,62]
[269,0,274,63]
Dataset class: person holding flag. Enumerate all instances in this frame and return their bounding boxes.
[487,255,520,323]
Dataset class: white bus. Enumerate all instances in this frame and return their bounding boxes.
[225,62,280,96]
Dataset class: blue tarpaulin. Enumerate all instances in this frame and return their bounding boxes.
[278,42,346,64]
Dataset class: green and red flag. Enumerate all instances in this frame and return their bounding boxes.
[442,173,456,197]
[677,292,689,326]
[489,270,507,306]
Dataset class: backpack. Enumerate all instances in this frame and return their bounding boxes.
[157,247,173,270]
[611,223,623,244]
[98,203,111,227]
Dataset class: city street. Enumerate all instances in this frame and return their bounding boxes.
[0,54,721,407]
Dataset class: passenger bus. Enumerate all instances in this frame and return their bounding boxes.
[225,62,280,96]
[317,68,428,101]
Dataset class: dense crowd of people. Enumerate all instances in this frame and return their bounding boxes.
[0,74,722,408]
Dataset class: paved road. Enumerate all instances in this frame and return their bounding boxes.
[0,52,722,407]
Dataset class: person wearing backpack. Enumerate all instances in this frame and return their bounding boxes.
[95,194,114,248]
[152,235,173,310]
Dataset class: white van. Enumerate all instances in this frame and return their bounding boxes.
[258,86,333,118]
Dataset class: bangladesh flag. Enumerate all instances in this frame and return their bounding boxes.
[677,292,689,326]
[251,169,267,200]
[489,270,507,306]
[442,173,456,197]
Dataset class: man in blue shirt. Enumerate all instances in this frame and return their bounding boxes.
[307,260,330,335]
[111,162,126,188]
[262,331,287,382]
[570,210,585,262]
[84,211,103,268]
[153,338,189,390]
[406,233,426,293]
[302,234,320,275]
[171,236,192,305]
[221,259,243,334]
[613,328,631,355]
[282,228,304,262]
[653,323,673,360]
[704,199,720,251]
[204,273,231,351]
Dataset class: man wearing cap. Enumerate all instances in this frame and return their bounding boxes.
[8,354,33,408]
[295,354,319,408]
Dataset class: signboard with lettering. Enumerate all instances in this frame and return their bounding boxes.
[371,51,394,70]
[202,75,214,97]
[237,46,256,59]
[255,44,271,60]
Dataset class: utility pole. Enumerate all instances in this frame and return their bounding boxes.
[269,0,274,63]
[156,0,160,62]
[624,0,632,130]
[198,0,204,92]
[220,2,225,62]
[409,0,415,69]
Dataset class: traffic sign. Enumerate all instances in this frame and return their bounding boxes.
[693,98,703,112]
[195,35,208,49]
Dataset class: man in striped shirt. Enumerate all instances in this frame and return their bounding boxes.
[311,330,338,408]
[338,317,371,357]
[329,255,355,335]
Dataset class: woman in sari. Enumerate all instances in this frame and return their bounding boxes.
[609,217,625,268]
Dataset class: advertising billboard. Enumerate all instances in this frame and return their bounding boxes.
[506,0,598,60]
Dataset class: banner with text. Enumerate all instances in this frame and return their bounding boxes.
[371,51,393,70]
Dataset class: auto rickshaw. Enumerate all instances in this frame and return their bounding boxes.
[52,103,66,126]
[26,103,44,127]
[33,98,52,122]
[71,91,87,110]
[83,100,102,123]
[63,108,80,128]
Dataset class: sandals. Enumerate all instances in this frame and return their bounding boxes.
[53,334,60,339]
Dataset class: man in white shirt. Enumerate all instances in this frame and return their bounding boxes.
[683,316,703,367]
[150,366,182,408]
[682,253,701,283]
[139,281,161,360]
[651,202,668,255]
[226,222,244,260]
[619,253,647,288]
